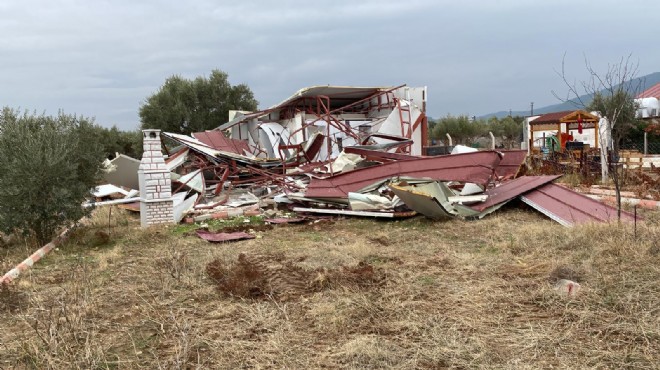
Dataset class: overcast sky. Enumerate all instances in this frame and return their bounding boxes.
[2,0,659,130]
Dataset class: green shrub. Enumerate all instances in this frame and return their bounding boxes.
[0,108,105,244]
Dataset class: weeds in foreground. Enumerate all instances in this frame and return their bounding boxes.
[16,261,109,369]
[1,208,658,368]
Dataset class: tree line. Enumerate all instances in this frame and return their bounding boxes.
[429,114,524,149]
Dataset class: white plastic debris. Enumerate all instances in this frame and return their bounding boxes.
[554,279,581,297]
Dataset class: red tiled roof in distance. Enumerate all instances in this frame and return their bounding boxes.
[637,82,660,99]
[530,111,574,125]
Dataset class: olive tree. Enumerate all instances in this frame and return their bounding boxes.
[489,115,524,149]
[139,69,258,135]
[0,108,105,244]
[430,115,487,146]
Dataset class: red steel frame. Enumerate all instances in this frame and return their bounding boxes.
[235,85,426,162]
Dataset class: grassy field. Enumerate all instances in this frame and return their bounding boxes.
[1,204,658,369]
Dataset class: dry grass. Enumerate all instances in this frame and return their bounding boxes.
[1,204,659,369]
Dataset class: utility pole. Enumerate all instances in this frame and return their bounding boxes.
[530,102,534,116]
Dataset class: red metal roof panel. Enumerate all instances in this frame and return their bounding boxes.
[520,183,638,226]
[495,150,527,179]
[305,151,503,199]
[192,130,251,155]
[343,147,418,162]
[470,175,561,212]
[530,111,574,125]
[196,230,255,242]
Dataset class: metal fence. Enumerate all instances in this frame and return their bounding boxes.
[620,141,660,155]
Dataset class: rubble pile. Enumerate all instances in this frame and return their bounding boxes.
[97,85,639,227]
[98,138,638,227]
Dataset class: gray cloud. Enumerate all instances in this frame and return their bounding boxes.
[1,0,659,129]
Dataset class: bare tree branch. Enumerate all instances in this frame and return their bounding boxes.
[554,53,643,221]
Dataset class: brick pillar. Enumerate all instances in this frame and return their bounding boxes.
[139,129,174,228]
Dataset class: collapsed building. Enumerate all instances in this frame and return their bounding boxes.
[95,84,642,229]
[219,84,429,158]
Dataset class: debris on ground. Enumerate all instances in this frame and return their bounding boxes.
[196,230,256,243]
[88,85,644,228]
[263,217,307,224]
[554,279,581,297]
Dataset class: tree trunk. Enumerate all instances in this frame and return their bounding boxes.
[600,146,609,182]
[612,161,622,222]
[599,119,609,182]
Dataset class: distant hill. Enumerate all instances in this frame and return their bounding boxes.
[479,71,660,119]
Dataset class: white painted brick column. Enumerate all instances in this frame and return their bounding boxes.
[139,129,174,228]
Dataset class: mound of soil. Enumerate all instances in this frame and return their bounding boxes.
[206,253,384,300]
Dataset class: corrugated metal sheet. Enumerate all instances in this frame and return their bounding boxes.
[470,175,561,212]
[520,183,638,226]
[192,130,251,155]
[495,150,527,179]
[305,151,503,199]
[388,182,456,220]
[343,147,417,161]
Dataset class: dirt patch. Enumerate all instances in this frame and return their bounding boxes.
[0,283,28,313]
[549,265,586,283]
[330,262,382,288]
[184,223,273,237]
[297,219,336,232]
[367,235,391,246]
[206,253,384,300]
[363,254,403,266]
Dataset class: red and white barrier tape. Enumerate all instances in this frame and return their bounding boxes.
[1,227,73,285]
